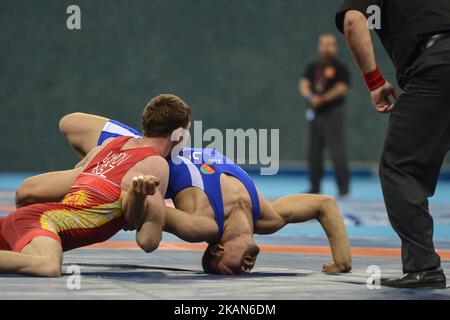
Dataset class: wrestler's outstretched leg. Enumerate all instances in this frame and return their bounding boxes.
[0,236,62,277]
[59,112,108,158]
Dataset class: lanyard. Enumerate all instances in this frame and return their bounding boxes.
[314,64,326,93]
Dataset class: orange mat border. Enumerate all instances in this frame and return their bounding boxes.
[2,205,450,261]
[87,241,450,261]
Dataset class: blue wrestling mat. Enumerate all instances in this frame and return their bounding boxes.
[1,172,450,299]
[2,173,450,246]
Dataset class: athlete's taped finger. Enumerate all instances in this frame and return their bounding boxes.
[133,175,144,193]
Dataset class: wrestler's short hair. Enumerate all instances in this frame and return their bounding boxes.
[202,244,221,275]
[142,94,191,138]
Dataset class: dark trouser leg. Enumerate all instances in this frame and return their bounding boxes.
[323,107,350,195]
[308,116,324,193]
[379,67,450,273]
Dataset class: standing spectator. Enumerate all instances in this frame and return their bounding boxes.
[300,34,351,197]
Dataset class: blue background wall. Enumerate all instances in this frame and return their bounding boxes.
[1,0,447,171]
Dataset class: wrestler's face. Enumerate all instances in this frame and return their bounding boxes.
[318,35,338,60]
[210,238,260,275]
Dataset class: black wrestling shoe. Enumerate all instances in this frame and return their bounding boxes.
[378,268,447,289]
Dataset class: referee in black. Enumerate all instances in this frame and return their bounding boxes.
[336,0,450,288]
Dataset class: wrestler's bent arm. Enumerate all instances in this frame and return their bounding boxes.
[256,194,352,273]
[121,156,169,253]
[164,207,218,243]
[122,175,160,229]
[135,190,166,253]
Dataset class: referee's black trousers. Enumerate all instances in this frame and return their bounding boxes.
[379,61,450,273]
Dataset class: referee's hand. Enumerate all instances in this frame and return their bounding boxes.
[370,81,399,114]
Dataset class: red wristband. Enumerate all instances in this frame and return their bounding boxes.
[363,68,386,91]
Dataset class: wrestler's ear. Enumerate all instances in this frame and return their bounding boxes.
[209,244,224,257]
[171,127,190,144]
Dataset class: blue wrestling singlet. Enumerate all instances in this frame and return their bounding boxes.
[98,119,261,239]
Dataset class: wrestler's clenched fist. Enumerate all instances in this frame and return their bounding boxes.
[132,175,160,196]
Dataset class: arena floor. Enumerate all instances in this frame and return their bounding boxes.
[1,173,450,300]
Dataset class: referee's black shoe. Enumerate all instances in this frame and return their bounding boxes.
[377,268,446,289]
